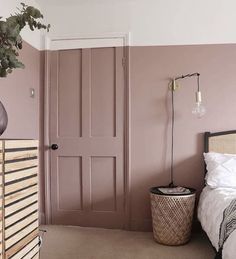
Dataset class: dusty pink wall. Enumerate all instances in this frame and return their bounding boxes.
[2,42,236,230]
[0,41,40,139]
[130,44,236,230]
[0,41,45,222]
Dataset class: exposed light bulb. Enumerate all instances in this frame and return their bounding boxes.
[192,91,206,118]
[192,102,206,118]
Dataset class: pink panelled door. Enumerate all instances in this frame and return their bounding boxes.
[49,47,126,228]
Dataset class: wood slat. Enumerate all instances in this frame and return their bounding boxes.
[4,141,38,150]
[5,186,38,206]
[22,244,39,259]
[5,221,38,249]
[5,159,38,174]
[4,150,38,162]
[31,253,39,259]
[5,230,38,258]
[0,222,2,255]
[5,212,38,239]
[5,168,38,184]
[5,177,38,195]
[5,195,38,217]
[9,237,39,259]
[5,203,38,228]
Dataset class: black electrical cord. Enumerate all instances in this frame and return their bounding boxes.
[197,74,200,92]
[169,86,175,188]
[169,72,200,188]
[39,229,47,258]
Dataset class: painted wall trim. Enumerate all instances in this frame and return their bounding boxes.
[45,33,131,50]
[44,49,52,224]
[124,46,131,230]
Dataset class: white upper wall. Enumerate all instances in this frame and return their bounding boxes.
[36,0,236,47]
[0,0,46,50]
[2,0,236,48]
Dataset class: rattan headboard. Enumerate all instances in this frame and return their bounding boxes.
[204,130,236,154]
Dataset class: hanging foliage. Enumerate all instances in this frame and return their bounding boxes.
[0,3,50,77]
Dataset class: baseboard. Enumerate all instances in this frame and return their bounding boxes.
[130,218,152,231]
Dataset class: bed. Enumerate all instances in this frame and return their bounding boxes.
[198,130,236,259]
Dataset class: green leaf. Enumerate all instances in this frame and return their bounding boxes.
[0,2,49,77]
[6,16,18,27]
[1,58,9,69]
[33,9,41,19]
[0,21,7,33]
[7,24,20,38]
[0,68,7,77]
[17,42,23,49]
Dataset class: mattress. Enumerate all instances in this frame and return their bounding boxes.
[198,186,236,259]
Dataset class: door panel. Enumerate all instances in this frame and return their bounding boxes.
[50,47,125,228]
[91,156,116,212]
[57,156,82,211]
[91,48,116,137]
[58,50,82,138]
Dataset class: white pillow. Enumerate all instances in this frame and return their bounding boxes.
[204,152,236,188]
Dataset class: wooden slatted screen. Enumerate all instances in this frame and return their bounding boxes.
[0,140,39,259]
[0,142,3,259]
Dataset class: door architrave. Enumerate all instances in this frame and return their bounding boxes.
[43,33,131,229]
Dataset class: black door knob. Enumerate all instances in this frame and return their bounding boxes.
[51,144,59,150]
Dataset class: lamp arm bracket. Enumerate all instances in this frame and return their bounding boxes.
[174,73,200,81]
[169,80,180,91]
[169,72,200,92]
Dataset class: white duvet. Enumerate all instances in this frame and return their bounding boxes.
[198,186,236,259]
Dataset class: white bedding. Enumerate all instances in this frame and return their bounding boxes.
[198,186,236,259]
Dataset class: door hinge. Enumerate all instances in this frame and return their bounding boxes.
[122,57,126,68]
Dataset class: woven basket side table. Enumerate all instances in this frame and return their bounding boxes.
[150,187,196,246]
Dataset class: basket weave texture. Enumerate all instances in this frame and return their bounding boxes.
[150,192,196,246]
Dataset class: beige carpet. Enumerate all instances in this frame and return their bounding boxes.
[39,225,215,259]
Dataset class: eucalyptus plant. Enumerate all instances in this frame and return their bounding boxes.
[0,3,50,77]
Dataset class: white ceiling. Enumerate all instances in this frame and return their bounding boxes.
[35,0,78,4]
[35,0,133,5]
[34,0,236,49]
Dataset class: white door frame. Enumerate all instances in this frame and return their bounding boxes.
[43,33,131,228]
